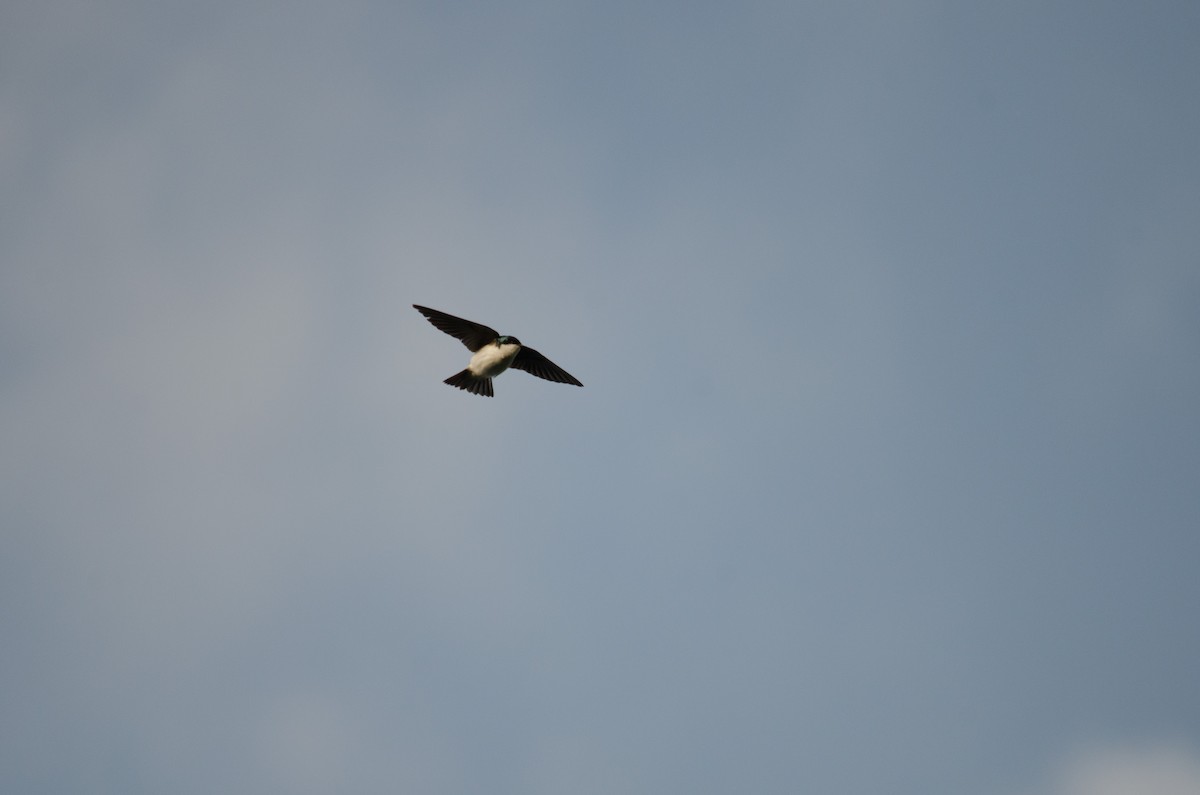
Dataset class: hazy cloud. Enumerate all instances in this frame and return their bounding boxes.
[1017,744,1200,795]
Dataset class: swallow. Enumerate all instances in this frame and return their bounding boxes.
[413,305,583,397]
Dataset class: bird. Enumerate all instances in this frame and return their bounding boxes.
[413,304,583,397]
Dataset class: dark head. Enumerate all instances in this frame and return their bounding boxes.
[497,335,521,346]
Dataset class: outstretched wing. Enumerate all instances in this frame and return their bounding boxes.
[511,346,583,386]
[413,305,499,352]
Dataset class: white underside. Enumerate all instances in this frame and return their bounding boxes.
[468,342,520,377]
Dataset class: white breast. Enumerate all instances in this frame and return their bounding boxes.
[468,342,520,377]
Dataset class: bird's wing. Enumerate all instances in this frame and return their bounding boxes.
[413,305,499,352]
[511,346,583,386]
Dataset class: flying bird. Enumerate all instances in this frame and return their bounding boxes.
[413,305,583,397]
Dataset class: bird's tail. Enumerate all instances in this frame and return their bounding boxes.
[444,369,494,397]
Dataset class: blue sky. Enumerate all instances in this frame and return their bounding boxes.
[3,2,1199,793]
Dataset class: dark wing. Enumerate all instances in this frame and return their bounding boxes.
[413,305,499,352]
[511,346,583,386]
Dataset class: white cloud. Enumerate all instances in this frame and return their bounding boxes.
[1021,744,1200,795]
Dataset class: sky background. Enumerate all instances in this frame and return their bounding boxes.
[3,2,1199,793]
